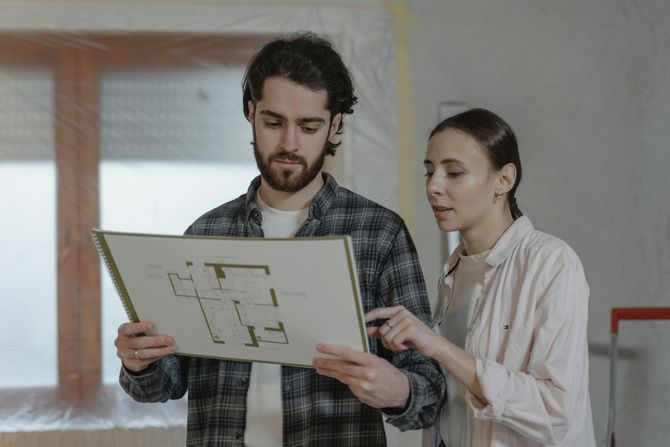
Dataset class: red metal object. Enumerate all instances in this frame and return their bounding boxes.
[611,307,670,333]
[606,307,670,447]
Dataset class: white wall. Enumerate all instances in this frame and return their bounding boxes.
[408,0,670,445]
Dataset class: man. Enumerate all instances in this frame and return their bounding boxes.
[115,32,445,446]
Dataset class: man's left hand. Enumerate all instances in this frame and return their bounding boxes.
[313,343,410,409]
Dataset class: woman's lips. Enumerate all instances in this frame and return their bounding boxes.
[432,206,453,219]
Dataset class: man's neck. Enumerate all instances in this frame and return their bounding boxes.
[258,172,325,211]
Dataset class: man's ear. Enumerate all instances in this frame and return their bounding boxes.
[329,113,342,140]
[247,101,255,123]
[497,163,517,194]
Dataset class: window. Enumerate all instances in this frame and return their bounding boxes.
[0,33,267,402]
[0,68,57,387]
[99,67,257,383]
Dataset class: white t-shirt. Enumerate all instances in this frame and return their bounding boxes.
[437,248,490,447]
[244,191,308,447]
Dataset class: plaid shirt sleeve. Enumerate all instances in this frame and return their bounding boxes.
[119,354,189,403]
[374,221,446,431]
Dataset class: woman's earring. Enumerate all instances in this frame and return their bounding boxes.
[494,192,504,203]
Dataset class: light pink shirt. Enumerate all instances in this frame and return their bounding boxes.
[433,216,595,446]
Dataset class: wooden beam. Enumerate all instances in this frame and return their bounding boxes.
[56,47,101,404]
[0,34,56,65]
[76,53,102,402]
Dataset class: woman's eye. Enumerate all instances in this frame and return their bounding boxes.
[424,172,434,178]
[447,172,463,178]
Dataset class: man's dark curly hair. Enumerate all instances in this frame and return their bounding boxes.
[242,32,358,156]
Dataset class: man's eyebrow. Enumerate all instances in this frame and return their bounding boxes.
[297,117,326,125]
[259,109,326,125]
[259,109,287,120]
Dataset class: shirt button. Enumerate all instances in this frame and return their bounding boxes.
[234,431,242,440]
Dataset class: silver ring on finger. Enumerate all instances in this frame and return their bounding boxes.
[385,321,394,329]
[134,350,139,360]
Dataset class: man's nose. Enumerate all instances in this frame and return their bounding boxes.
[280,127,299,151]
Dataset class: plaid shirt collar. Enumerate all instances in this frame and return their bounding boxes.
[241,172,338,222]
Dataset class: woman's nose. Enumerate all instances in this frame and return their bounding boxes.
[427,176,444,195]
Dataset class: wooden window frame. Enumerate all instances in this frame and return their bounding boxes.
[0,33,268,404]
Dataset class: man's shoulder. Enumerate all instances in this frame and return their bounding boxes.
[188,194,247,234]
[333,185,405,227]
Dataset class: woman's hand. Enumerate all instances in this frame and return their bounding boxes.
[367,305,485,402]
[365,305,443,359]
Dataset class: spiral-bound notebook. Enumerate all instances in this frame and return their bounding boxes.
[91,229,369,367]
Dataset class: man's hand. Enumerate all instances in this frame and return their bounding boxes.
[115,321,176,372]
[313,343,410,409]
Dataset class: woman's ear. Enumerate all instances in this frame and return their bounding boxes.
[497,163,517,194]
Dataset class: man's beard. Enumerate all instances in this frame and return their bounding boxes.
[252,131,328,193]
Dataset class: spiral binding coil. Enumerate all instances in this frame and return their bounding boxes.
[91,231,134,321]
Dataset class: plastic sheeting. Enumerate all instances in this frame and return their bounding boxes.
[0,386,186,431]
[0,0,405,436]
[0,0,400,209]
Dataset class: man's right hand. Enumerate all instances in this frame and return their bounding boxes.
[115,321,177,372]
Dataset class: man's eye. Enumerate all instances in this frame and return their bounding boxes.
[424,172,434,178]
[302,127,318,134]
[265,121,281,128]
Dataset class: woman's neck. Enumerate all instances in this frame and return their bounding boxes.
[461,210,514,255]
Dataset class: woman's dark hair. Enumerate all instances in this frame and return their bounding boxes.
[242,32,358,156]
[429,108,523,220]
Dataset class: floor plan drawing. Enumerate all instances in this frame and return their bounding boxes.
[167,262,288,347]
[94,230,367,366]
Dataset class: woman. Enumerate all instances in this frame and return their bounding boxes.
[366,108,595,446]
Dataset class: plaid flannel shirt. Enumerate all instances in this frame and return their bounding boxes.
[120,173,445,446]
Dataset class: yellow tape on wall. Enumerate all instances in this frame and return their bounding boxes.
[379,0,419,236]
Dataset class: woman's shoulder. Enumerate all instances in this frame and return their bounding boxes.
[518,226,583,270]
[513,223,590,310]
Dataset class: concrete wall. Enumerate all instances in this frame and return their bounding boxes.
[408,1,670,445]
